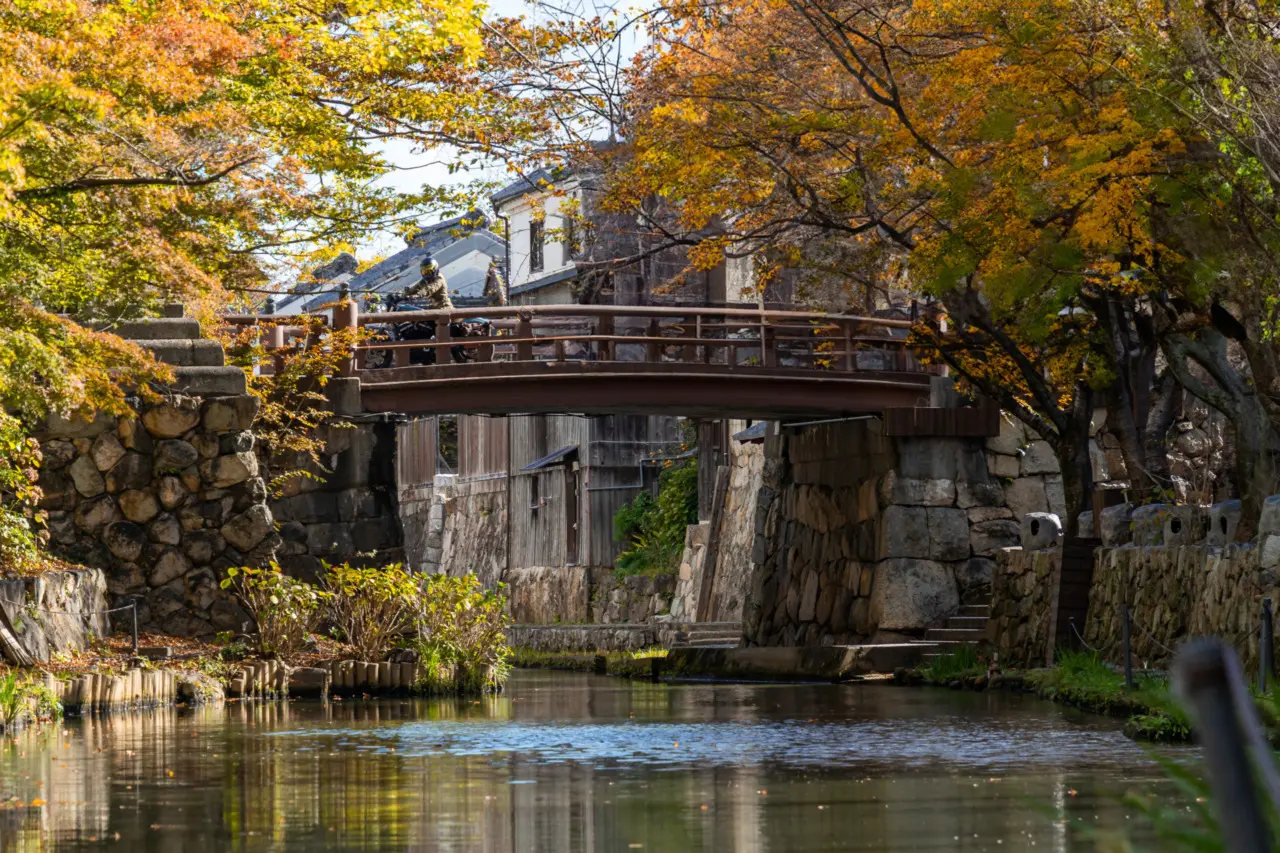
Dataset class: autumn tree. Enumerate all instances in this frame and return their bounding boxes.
[610,0,1218,533]
[0,0,598,563]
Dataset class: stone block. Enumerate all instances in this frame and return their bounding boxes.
[171,366,246,396]
[1163,505,1208,546]
[42,439,76,468]
[971,519,1020,556]
[954,557,995,592]
[1131,504,1172,546]
[887,476,956,507]
[183,530,225,565]
[104,522,146,562]
[967,506,1013,523]
[338,488,379,521]
[74,494,120,532]
[1207,500,1242,547]
[798,571,819,623]
[118,489,160,524]
[148,549,191,587]
[68,455,105,497]
[987,452,1019,479]
[879,505,929,559]
[221,505,274,552]
[218,431,254,455]
[305,522,353,557]
[141,397,202,438]
[1077,511,1095,539]
[985,416,1025,456]
[1262,535,1280,570]
[956,480,1004,509]
[106,452,152,492]
[927,507,971,561]
[1260,495,1280,539]
[272,491,339,524]
[201,452,258,488]
[1004,476,1049,517]
[1089,438,1109,483]
[154,439,199,473]
[868,558,960,632]
[157,476,188,511]
[1019,513,1062,550]
[1099,504,1133,546]
[201,396,260,434]
[1044,475,1067,520]
[351,518,394,552]
[148,513,182,546]
[116,418,152,453]
[1019,441,1058,476]
[46,410,114,439]
[90,433,126,472]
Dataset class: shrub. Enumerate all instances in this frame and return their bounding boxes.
[323,561,418,661]
[412,573,511,694]
[0,673,62,730]
[613,460,698,576]
[220,563,328,661]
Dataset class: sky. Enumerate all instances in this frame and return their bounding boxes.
[358,0,646,259]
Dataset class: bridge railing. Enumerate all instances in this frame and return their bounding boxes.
[224,303,936,379]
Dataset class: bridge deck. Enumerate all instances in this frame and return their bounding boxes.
[227,304,937,418]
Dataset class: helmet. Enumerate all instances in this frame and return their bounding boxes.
[419,254,440,280]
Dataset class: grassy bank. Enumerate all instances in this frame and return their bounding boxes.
[898,647,1193,742]
[511,647,668,679]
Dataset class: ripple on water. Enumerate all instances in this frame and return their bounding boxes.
[269,714,1151,772]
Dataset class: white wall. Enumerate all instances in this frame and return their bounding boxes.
[498,179,580,290]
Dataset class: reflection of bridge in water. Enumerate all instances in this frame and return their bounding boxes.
[235,305,938,419]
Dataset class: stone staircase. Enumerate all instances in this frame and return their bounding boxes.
[917,593,991,661]
[115,316,247,396]
[669,621,743,649]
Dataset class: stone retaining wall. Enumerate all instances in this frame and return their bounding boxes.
[742,420,1020,647]
[0,569,109,663]
[991,540,1271,672]
[506,623,659,653]
[671,438,763,622]
[269,416,404,582]
[39,396,270,637]
[988,548,1059,668]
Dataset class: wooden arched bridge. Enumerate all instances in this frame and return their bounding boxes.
[226,304,940,420]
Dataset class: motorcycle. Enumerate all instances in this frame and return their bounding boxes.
[366,295,491,367]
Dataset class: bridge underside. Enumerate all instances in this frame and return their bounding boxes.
[358,362,933,419]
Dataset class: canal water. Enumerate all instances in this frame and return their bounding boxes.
[0,670,1189,851]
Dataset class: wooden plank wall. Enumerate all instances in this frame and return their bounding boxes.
[1047,537,1102,665]
[457,414,509,478]
[396,417,437,488]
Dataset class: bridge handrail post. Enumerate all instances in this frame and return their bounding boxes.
[842,319,855,373]
[597,313,614,361]
[265,324,286,377]
[760,319,776,367]
[646,318,661,362]
[333,298,359,377]
[516,312,533,362]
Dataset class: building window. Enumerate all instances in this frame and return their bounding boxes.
[530,220,544,273]
[563,214,578,261]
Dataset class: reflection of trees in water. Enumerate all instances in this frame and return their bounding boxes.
[0,683,1175,852]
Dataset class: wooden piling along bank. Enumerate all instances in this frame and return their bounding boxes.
[326,660,419,695]
[54,669,189,715]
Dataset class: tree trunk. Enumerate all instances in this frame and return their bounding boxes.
[1055,428,1095,539]
[1233,394,1279,541]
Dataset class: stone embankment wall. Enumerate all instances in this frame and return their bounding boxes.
[670,439,763,622]
[269,416,404,583]
[0,569,109,663]
[38,396,270,637]
[991,496,1275,671]
[742,419,1021,647]
[988,548,1059,668]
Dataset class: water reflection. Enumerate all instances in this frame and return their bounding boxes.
[0,671,1184,852]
